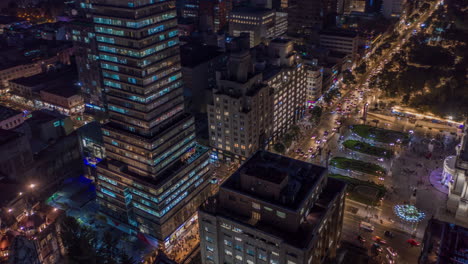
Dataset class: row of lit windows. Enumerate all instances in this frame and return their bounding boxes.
[98,39,178,58]
[93,12,175,29]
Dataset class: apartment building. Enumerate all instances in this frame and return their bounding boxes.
[199,151,346,264]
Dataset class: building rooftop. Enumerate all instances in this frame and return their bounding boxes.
[270,38,291,44]
[421,218,468,264]
[222,151,328,211]
[42,85,79,98]
[11,67,76,87]
[203,176,345,249]
[0,104,22,121]
[0,128,23,146]
[231,7,274,16]
[27,109,66,125]
[319,29,358,38]
[180,43,223,68]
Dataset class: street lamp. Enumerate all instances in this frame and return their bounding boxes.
[29,183,36,189]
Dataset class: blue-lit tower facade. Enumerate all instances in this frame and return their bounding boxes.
[91,0,211,251]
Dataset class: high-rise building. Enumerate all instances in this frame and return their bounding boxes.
[207,38,306,162]
[70,19,106,112]
[199,151,346,264]
[264,39,307,140]
[92,0,212,251]
[208,50,273,162]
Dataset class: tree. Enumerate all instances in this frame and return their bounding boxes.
[309,106,323,124]
[282,133,294,148]
[60,216,98,264]
[273,142,286,153]
[342,70,356,85]
[119,251,135,264]
[98,230,119,264]
[323,88,340,103]
[355,62,367,75]
[290,125,301,138]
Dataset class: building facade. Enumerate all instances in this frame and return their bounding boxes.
[229,8,276,48]
[208,38,306,162]
[418,218,468,264]
[446,121,468,225]
[264,39,307,140]
[305,64,323,102]
[208,50,273,162]
[70,19,106,112]
[382,0,403,18]
[319,30,358,58]
[91,0,212,251]
[199,151,346,264]
[0,105,24,130]
[287,0,337,36]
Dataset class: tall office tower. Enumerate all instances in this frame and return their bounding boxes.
[208,50,273,163]
[70,0,106,114]
[287,0,337,36]
[199,151,346,264]
[208,38,306,163]
[92,0,212,251]
[71,21,106,112]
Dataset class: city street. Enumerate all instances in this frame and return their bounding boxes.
[276,1,461,263]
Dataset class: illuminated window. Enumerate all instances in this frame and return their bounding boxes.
[277,211,286,218]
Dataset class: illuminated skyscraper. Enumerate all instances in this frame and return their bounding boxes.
[92,0,212,251]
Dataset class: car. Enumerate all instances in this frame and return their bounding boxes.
[315,139,322,144]
[357,235,366,243]
[372,236,387,244]
[386,254,395,264]
[372,243,383,253]
[360,221,375,232]
[323,130,329,136]
[308,148,314,153]
[311,135,317,140]
[386,247,397,257]
[384,231,395,238]
[407,239,421,247]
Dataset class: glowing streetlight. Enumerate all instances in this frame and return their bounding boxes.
[29,184,36,189]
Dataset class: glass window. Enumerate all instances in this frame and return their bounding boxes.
[224,239,233,247]
[276,211,286,218]
[252,202,260,209]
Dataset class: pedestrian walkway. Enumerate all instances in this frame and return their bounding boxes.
[429,168,449,194]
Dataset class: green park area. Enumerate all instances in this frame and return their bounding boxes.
[330,157,386,176]
[343,140,394,158]
[329,174,387,206]
[350,124,409,144]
